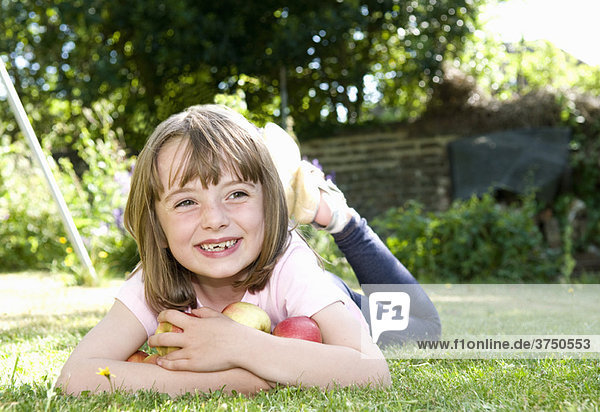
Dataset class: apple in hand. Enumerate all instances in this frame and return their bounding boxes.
[272,316,322,343]
[153,311,197,356]
[221,302,271,333]
[143,354,160,365]
[126,350,150,363]
[154,321,183,356]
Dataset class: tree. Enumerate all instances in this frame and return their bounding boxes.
[1,0,485,148]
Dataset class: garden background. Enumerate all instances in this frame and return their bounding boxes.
[1,0,599,409]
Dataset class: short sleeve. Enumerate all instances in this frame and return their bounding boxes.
[274,242,348,318]
[114,270,159,338]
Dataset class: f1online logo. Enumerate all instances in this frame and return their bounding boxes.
[368,292,410,343]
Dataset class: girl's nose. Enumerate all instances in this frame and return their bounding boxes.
[200,201,229,230]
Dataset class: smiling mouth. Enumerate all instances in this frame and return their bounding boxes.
[199,239,239,252]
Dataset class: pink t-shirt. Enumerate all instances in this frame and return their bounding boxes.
[115,231,367,338]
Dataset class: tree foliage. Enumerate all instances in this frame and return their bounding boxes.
[1,0,484,147]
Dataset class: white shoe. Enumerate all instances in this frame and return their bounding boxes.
[261,123,301,215]
[294,160,353,233]
[292,160,322,224]
[261,124,352,232]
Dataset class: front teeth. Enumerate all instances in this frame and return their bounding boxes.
[200,239,238,252]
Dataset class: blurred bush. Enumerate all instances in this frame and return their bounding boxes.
[0,140,67,271]
[0,100,138,284]
[372,194,562,283]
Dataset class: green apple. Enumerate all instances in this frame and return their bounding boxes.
[154,321,183,356]
[221,302,271,333]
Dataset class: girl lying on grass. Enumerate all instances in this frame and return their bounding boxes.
[57,104,439,395]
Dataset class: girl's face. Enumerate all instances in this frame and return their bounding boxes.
[155,138,265,283]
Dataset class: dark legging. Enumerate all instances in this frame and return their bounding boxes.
[327,214,441,346]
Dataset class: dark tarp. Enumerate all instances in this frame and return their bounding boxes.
[448,127,571,202]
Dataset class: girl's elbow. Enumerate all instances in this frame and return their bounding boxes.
[55,370,80,396]
[236,379,273,395]
[380,368,392,388]
[354,359,391,389]
[372,360,392,388]
[55,360,97,396]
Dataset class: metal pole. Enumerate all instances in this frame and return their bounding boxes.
[0,58,97,283]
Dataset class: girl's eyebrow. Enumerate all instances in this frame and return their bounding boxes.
[216,174,258,188]
[224,180,257,188]
[161,180,258,202]
[161,187,195,203]
[221,180,260,194]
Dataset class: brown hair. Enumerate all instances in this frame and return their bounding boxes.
[124,104,290,314]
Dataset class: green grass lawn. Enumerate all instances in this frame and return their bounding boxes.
[1,272,599,411]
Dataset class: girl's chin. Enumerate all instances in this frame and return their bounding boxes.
[191,268,250,283]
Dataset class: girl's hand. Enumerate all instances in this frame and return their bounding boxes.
[147,307,254,372]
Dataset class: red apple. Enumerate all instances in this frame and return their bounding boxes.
[126,350,149,363]
[221,302,271,333]
[272,316,322,343]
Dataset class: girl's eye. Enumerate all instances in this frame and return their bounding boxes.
[228,191,248,200]
[175,199,195,208]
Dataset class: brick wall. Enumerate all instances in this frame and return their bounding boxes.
[300,130,458,221]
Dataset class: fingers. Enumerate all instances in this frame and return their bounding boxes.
[155,346,193,370]
[157,307,223,324]
[150,308,225,349]
[157,309,192,325]
[156,357,191,371]
[147,328,184,348]
[157,347,233,372]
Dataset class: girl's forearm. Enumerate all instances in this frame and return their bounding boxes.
[57,357,270,396]
[233,331,391,389]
